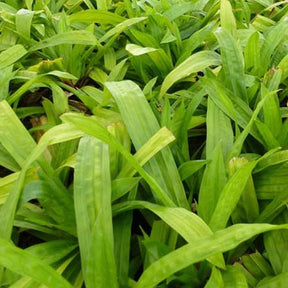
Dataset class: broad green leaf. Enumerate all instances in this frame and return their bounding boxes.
[126,44,172,75]
[74,136,118,288]
[0,143,20,171]
[177,88,205,159]
[233,263,258,287]
[205,266,224,288]
[256,189,288,223]
[106,80,189,209]
[113,201,225,268]
[222,265,248,288]
[15,9,34,39]
[0,66,13,100]
[278,54,288,81]
[242,252,274,280]
[227,92,270,160]
[100,17,147,42]
[113,212,133,288]
[198,145,226,224]
[163,3,194,21]
[252,14,275,32]
[45,80,69,115]
[257,273,288,288]
[96,0,111,11]
[0,101,36,168]
[107,59,128,82]
[0,168,37,205]
[0,238,72,288]
[206,97,233,160]
[68,10,124,24]
[26,240,77,264]
[0,45,27,70]
[126,44,157,56]
[61,113,175,207]
[261,85,282,138]
[215,28,247,102]
[129,29,159,48]
[245,32,261,73]
[201,74,238,124]
[160,51,221,97]
[135,224,288,288]
[118,127,175,177]
[30,31,99,51]
[24,174,76,235]
[113,180,137,288]
[254,119,280,150]
[260,18,288,75]
[0,122,83,240]
[203,75,279,149]
[209,160,257,231]
[255,150,288,173]
[112,177,140,201]
[47,71,78,80]
[182,22,215,56]
[179,160,207,180]
[229,158,259,224]
[264,212,288,274]
[0,3,17,13]
[220,0,237,35]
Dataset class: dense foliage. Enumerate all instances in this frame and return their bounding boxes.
[1,0,288,287]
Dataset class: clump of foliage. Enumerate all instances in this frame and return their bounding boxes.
[1,0,288,287]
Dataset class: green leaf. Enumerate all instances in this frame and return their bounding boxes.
[135,224,288,288]
[0,143,20,172]
[160,51,221,97]
[260,18,288,74]
[0,101,36,168]
[74,136,118,288]
[0,122,83,240]
[264,212,288,274]
[255,150,288,173]
[209,160,257,231]
[0,45,27,70]
[206,97,233,160]
[126,44,157,56]
[229,158,259,224]
[0,238,72,288]
[220,0,237,35]
[179,160,207,181]
[112,177,140,201]
[26,240,78,264]
[242,251,273,280]
[222,265,248,288]
[227,93,269,160]
[61,113,175,207]
[245,32,261,73]
[215,28,247,102]
[67,10,125,24]
[205,266,224,288]
[163,3,194,21]
[15,9,34,39]
[113,201,225,268]
[105,80,189,209]
[198,145,226,224]
[257,273,288,288]
[117,127,175,177]
[100,17,147,42]
[30,31,99,51]
[261,84,282,138]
